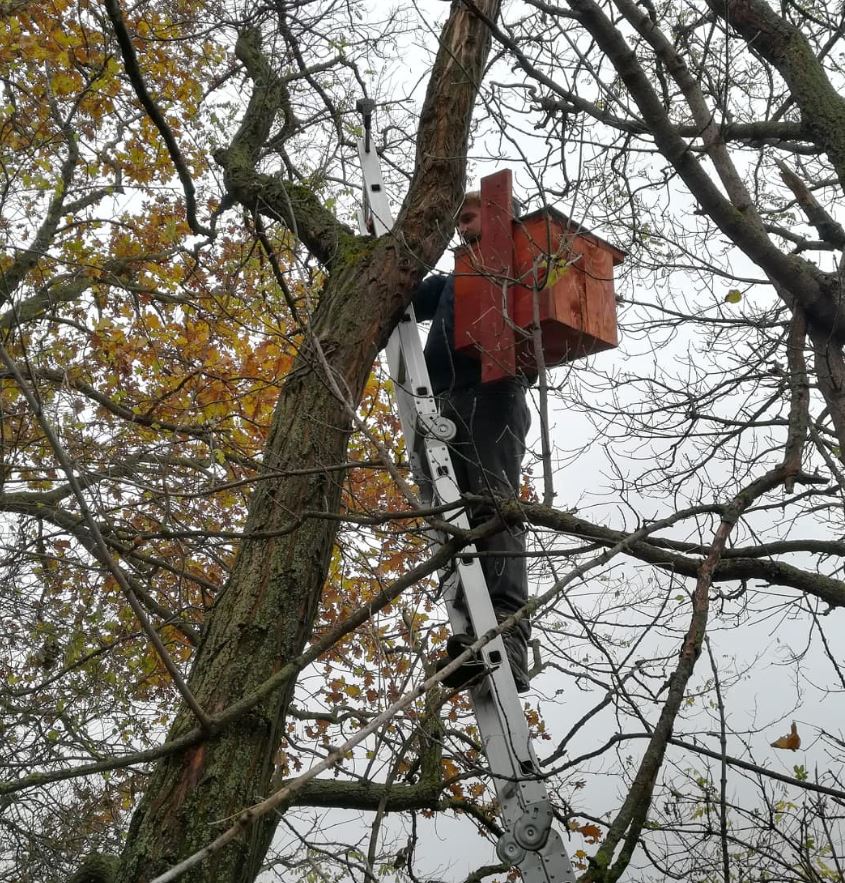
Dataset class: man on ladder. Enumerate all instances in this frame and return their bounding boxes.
[413,191,534,692]
[357,97,576,883]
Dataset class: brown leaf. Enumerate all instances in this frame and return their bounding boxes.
[770,721,801,751]
[570,821,603,844]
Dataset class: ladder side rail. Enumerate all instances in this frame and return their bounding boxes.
[358,145,449,489]
[357,139,532,782]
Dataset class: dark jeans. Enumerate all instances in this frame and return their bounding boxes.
[437,380,531,640]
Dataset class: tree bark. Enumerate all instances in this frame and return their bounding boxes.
[115,4,501,882]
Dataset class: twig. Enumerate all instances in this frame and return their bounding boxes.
[706,636,730,883]
[545,730,845,802]
[150,509,689,881]
[148,622,517,882]
[586,466,792,882]
[0,519,500,796]
[529,256,555,506]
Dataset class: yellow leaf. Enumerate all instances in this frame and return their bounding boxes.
[51,72,78,96]
[550,258,574,286]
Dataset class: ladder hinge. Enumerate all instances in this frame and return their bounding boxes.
[513,799,553,851]
[416,413,456,442]
[496,833,526,867]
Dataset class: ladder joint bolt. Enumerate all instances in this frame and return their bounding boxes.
[513,799,553,851]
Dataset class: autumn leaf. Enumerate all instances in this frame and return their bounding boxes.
[573,848,588,870]
[545,257,571,288]
[770,721,801,751]
[570,820,603,844]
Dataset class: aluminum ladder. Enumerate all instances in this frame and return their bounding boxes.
[355,103,575,883]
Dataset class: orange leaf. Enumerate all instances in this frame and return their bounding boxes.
[569,821,603,844]
[770,721,801,751]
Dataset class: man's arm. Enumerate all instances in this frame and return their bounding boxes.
[412,274,447,321]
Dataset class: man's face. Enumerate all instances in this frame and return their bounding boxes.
[457,202,481,242]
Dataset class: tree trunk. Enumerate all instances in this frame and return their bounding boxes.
[115,4,501,881]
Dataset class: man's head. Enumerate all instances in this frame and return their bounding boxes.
[457,190,521,243]
[457,192,482,242]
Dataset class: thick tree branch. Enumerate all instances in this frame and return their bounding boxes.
[0,275,90,330]
[497,497,845,608]
[540,96,814,146]
[777,160,845,249]
[149,615,518,883]
[118,5,512,878]
[810,328,845,457]
[613,0,760,219]
[213,28,357,269]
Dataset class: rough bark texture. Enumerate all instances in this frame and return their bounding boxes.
[115,4,501,882]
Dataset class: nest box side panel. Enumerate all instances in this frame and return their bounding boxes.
[453,248,482,355]
[579,238,618,352]
[512,216,620,366]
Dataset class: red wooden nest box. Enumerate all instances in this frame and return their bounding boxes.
[454,169,625,384]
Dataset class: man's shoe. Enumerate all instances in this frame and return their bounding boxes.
[435,629,530,693]
[435,633,486,689]
[497,617,531,693]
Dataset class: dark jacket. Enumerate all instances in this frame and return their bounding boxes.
[413,273,483,394]
[414,273,535,395]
